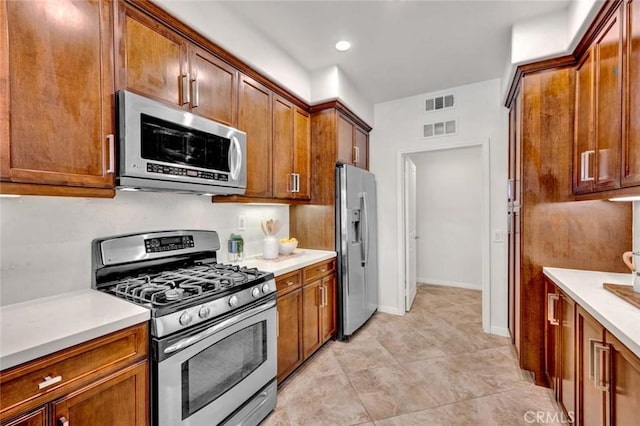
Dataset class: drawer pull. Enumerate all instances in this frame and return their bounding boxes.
[320,268,326,272]
[286,281,294,286]
[38,375,62,390]
[59,416,69,426]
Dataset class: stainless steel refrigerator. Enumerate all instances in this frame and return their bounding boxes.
[335,163,378,340]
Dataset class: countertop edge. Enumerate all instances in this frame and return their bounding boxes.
[1,313,149,371]
[543,267,640,359]
[237,249,337,277]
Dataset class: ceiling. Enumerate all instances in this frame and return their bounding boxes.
[220,0,571,104]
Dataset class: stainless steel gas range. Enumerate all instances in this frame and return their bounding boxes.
[91,230,277,426]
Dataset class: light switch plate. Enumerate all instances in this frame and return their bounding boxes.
[238,215,246,231]
[493,229,503,243]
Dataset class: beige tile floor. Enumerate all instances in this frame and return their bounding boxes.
[262,284,564,426]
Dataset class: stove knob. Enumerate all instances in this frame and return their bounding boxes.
[262,283,271,294]
[252,287,260,298]
[228,295,239,307]
[179,312,193,326]
[198,306,211,319]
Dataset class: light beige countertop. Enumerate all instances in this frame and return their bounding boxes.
[0,289,150,371]
[543,267,640,358]
[235,248,336,277]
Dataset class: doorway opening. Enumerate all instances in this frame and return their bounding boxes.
[397,139,491,332]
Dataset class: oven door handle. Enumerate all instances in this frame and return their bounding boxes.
[163,300,276,354]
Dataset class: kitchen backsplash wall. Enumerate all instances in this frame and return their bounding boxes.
[0,192,288,306]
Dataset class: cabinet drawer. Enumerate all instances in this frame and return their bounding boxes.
[276,270,302,295]
[303,259,336,284]
[0,323,147,422]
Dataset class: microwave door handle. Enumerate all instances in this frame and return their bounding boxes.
[229,136,242,180]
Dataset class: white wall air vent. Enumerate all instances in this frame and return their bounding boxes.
[425,93,455,112]
[422,120,457,139]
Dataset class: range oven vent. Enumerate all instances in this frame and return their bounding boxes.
[425,93,455,112]
[423,120,457,138]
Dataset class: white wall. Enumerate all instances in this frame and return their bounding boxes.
[0,193,288,306]
[410,146,483,290]
[371,78,508,334]
[310,65,374,126]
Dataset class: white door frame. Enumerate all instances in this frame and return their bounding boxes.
[396,138,492,333]
[404,157,417,311]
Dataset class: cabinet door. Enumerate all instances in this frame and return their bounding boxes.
[238,74,272,198]
[558,292,576,422]
[593,5,623,191]
[354,126,369,170]
[277,288,303,382]
[190,46,237,126]
[302,280,321,359]
[293,107,311,200]
[2,407,46,426]
[574,48,596,194]
[117,4,187,107]
[577,306,607,426]
[320,274,336,342]
[2,0,114,189]
[273,96,294,199]
[337,114,354,165]
[51,361,148,426]
[607,331,640,426]
[622,0,640,186]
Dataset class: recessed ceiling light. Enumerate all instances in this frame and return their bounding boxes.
[335,40,351,52]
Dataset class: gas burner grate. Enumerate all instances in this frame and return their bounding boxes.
[109,263,266,307]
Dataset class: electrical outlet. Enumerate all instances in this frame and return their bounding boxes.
[238,215,246,231]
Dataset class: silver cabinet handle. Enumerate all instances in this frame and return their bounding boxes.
[191,78,199,108]
[319,285,325,307]
[286,281,294,286]
[593,342,610,391]
[353,146,360,164]
[106,134,115,174]
[294,173,300,193]
[58,416,69,426]
[289,173,295,193]
[181,73,190,105]
[581,150,595,182]
[323,284,328,306]
[38,375,62,390]
[547,293,559,326]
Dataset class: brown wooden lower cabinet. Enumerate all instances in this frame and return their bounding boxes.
[0,323,148,426]
[276,259,336,383]
[573,304,640,426]
[276,287,303,382]
[545,280,576,422]
[1,407,46,426]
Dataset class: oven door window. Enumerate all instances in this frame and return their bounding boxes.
[181,321,267,420]
[140,113,231,172]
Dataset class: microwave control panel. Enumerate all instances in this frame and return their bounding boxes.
[147,163,229,182]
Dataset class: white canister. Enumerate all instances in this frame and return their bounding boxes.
[262,236,279,260]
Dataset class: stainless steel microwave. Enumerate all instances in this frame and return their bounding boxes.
[116,90,247,195]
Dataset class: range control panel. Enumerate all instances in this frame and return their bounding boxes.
[145,235,195,253]
[146,163,229,182]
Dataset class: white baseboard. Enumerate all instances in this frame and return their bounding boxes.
[417,277,482,291]
[489,326,510,337]
[377,304,403,315]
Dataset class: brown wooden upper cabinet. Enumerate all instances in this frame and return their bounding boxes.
[273,96,311,200]
[0,0,115,196]
[238,74,273,198]
[337,114,369,169]
[573,2,640,195]
[622,0,640,187]
[116,3,237,126]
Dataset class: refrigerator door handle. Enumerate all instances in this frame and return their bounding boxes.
[361,192,369,266]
